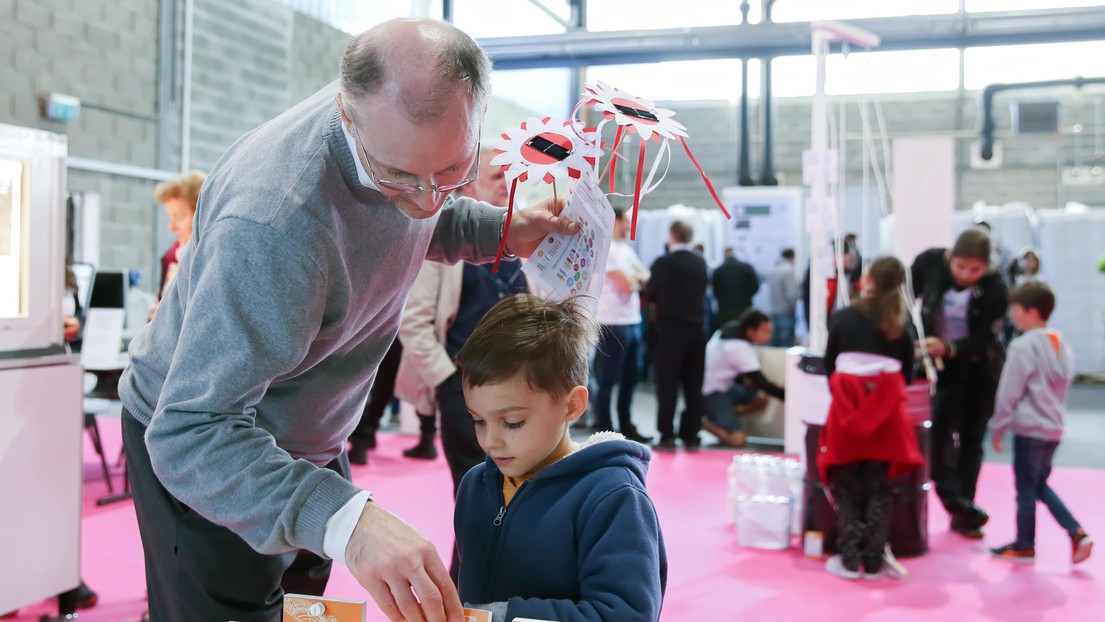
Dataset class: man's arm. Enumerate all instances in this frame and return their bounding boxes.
[145,219,360,556]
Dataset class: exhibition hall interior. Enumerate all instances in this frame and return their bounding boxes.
[2,1,1104,620]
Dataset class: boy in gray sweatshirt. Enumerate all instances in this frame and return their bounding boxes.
[989,281,1092,564]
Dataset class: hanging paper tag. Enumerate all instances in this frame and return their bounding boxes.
[804,196,836,233]
[802,149,839,186]
[522,175,615,314]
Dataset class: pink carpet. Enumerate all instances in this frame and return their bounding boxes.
[8,418,1102,621]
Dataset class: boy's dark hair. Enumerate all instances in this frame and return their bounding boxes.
[1008,280,1056,320]
[456,294,599,398]
[951,228,991,263]
[720,308,770,341]
[781,248,795,261]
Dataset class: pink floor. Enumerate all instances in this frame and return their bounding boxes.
[9,418,1103,621]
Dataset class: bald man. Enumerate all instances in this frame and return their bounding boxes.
[120,18,575,622]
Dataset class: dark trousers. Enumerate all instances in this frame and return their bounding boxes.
[350,337,403,447]
[827,461,892,573]
[653,322,706,443]
[930,362,997,512]
[123,408,345,622]
[435,371,486,585]
[594,323,641,432]
[1013,435,1081,548]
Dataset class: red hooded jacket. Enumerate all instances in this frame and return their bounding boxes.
[816,371,923,482]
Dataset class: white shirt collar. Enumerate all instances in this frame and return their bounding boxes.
[340,120,380,191]
[669,243,692,252]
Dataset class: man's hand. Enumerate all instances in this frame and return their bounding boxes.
[504,196,579,257]
[345,502,463,622]
[63,316,81,342]
[992,433,1003,453]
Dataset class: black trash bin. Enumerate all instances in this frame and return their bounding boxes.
[801,381,933,559]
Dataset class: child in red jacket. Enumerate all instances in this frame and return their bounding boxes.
[818,256,923,580]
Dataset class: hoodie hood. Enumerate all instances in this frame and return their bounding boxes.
[1023,328,1074,383]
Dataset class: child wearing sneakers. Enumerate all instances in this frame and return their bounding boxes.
[989,281,1093,564]
[818,256,923,580]
[452,294,667,622]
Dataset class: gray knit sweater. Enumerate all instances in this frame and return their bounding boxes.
[119,82,503,557]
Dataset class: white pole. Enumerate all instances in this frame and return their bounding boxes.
[808,29,830,353]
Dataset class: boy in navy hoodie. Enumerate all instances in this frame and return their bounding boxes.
[453,294,667,622]
[989,281,1092,564]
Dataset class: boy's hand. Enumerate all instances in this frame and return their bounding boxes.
[992,434,1003,453]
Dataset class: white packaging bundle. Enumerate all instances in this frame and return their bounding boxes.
[734,495,792,550]
[728,454,804,548]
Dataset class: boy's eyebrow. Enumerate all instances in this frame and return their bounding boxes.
[467,405,529,418]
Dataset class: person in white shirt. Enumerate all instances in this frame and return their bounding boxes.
[593,209,653,443]
[701,310,786,447]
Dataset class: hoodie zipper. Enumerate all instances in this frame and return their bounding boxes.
[480,480,532,601]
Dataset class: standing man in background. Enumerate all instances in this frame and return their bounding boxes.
[119,18,575,622]
[765,248,800,347]
[593,208,652,443]
[712,247,760,329]
[646,220,709,450]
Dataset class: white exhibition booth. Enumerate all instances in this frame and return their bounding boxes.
[0,123,83,615]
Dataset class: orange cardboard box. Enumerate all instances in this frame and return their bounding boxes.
[282,593,366,622]
[463,608,493,622]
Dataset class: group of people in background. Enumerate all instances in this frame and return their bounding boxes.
[37,16,1095,622]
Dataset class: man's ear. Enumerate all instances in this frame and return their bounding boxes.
[564,385,589,423]
[336,93,351,125]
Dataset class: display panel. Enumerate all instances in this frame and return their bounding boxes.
[0,123,67,354]
[0,159,26,319]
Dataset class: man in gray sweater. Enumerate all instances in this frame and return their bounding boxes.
[119,18,576,622]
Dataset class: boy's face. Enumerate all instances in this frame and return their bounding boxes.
[464,374,587,479]
[747,321,773,346]
[1009,303,1039,331]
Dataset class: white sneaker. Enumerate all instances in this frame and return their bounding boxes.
[825,555,861,580]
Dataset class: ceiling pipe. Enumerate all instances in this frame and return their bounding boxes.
[980,75,1105,160]
[760,0,778,186]
[738,1,753,186]
[478,8,1105,69]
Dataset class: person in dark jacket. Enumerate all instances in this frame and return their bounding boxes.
[911,228,1008,539]
[712,247,760,328]
[819,256,922,580]
[645,220,710,449]
[454,295,666,622]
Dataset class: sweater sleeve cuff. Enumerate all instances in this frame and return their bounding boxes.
[323,490,373,565]
[480,207,508,261]
[293,473,364,556]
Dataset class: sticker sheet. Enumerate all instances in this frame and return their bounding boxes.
[522,174,614,313]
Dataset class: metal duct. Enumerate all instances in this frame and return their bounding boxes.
[738,1,753,186]
[760,0,778,186]
[981,76,1105,160]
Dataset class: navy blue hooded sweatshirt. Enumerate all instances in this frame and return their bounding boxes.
[454,435,667,622]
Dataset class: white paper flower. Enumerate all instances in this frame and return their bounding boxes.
[582,81,687,142]
[490,116,603,185]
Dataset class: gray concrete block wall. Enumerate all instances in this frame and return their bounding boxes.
[186,0,294,172]
[290,13,350,105]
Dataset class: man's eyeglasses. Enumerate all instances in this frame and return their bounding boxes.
[353,124,480,194]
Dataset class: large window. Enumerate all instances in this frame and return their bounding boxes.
[964,42,1105,90]
[454,0,571,38]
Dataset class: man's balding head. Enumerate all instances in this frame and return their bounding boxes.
[340,18,492,124]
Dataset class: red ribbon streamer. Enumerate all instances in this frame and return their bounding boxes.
[679,136,730,219]
[608,125,625,194]
[630,139,647,241]
[493,177,519,274]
